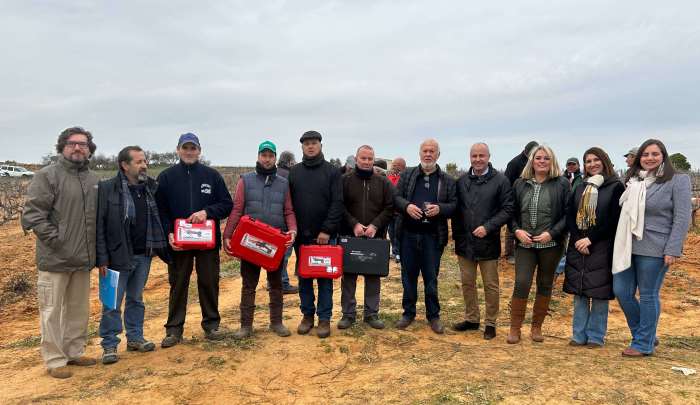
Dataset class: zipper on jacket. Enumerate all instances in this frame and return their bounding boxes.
[188,167,193,214]
[362,179,367,226]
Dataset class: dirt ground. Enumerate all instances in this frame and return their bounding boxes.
[0,220,698,405]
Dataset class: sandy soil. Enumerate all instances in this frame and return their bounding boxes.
[0,220,698,405]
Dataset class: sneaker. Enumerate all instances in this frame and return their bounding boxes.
[395,255,401,264]
[396,316,414,330]
[270,323,291,337]
[452,320,480,331]
[102,347,119,365]
[429,319,445,334]
[48,366,72,379]
[337,316,356,329]
[127,340,156,352]
[483,326,496,340]
[205,327,229,341]
[233,326,253,339]
[67,356,97,367]
[283,285,299,295]
[364,315,385,330]
[161,334,182,348]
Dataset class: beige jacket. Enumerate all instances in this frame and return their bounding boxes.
[22,156,99,272]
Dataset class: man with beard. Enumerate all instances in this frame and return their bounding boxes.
[96,146,168,364]
[338,145,394,330]
[288,130,344,338]
[223,141,297,338]
[156,133,233,348]
[22,127,100,378]
[394,139,457,334]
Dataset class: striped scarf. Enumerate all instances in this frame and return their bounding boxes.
[575,174,604,230]
[119,171,167,252]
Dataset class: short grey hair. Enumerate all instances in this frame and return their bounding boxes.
[419,138,440,154]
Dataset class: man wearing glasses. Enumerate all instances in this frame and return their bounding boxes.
[22,127,100,378]
[393,139,457,334]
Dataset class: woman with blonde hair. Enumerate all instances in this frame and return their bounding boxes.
[612,139,691,357]
[507,145,570,344]
[564,147,624,347]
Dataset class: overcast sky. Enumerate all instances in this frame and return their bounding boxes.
[1,1,698,170]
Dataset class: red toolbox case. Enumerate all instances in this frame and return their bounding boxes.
[228,215,290,271]
[298,245,343,279]
[173,219,216,250]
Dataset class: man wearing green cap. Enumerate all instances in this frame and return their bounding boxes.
[223,141,298,338]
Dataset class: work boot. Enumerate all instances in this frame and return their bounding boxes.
[161,334,182,348]
[233,325,253,339]
[531,294,551,342]
[48,366,72,379]
[507,297,528,344]
[452,320,480,331]
[205,327,230,341]
[395,316,414,330]
[67,356,96,366]
[430,319,445,334]
[127,339,156,352]
[364,315,385,330]
[102,347,119,365]
[316,320,331,338]
[337,316,356,329]
[297,315,314,335]
[483,326,496,340]
[270,323,291,337]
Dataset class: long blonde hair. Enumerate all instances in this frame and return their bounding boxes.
[520,145,562,181]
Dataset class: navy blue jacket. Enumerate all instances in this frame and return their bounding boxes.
[156,161,233,249]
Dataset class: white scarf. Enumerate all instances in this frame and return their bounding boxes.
[612,171,656,274]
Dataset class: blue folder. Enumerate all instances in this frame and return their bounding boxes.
[99,269,120,310]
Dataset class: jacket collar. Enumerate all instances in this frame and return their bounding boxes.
[58,155,90,172]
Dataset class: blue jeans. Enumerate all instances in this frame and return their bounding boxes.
[400,230,443,320]
[572,295,609,345]
[268,246,293,289]
[295,241,335,321]
[613,255,668,354]
[388,217,400,257]
[100,255,152,349]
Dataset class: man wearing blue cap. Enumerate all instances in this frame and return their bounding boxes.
[156,133,233,348]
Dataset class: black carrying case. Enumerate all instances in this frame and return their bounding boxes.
[338,237,390,277]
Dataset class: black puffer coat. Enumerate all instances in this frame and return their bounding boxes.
[452,165,514,261]
[563,176,625,299]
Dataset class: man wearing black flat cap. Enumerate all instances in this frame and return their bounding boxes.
[288,130,344,338]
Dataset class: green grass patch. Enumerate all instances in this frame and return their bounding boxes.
[3,334,41,349]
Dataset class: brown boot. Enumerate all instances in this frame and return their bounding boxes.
[48,366,73,379]
[316,320,331,339]
[297,315,314,335]
[507,297,528,344]
[531,294,551,342]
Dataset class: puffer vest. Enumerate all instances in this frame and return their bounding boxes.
[242,171,288,231]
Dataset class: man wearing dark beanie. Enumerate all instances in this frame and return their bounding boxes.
[288,130,344,338]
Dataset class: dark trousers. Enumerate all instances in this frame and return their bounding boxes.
[341,274,381,318]
[164,249,220,336]
[294,244,334,321]
[512,245,563,299]
[400,230,444,321]
[388,216,400,257]
[240,259,283,326]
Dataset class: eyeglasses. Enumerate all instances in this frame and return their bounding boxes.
[66,141,89,149]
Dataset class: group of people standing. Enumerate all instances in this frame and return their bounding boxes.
[21,127,691,379]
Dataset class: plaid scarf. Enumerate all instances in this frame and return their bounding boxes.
[575,174,604,230]
[119,171,167,252]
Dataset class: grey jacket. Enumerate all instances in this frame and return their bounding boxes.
[632,173,692,258]
[22,156,99,272]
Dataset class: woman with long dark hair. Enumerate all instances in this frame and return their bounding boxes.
[612,139,692,357]
[564,147,624,347]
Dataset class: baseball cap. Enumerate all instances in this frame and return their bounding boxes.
[624,147,639,157]
[178,132,200,148]
[258,140,277,154]
[566,157,579,165]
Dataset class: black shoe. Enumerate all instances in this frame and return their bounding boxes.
[161,334,182,348]
[102,347,118,365]
[483,326,496,340]
[283,285,299,295]
[337,316,356,330]
[430,319,445,334]
[364,315,385,330]
[452,320,480,331]
[396,316,414,330]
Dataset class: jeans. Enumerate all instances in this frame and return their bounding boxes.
[295,242,335,321]
[400,230,443,321]
[613,255,668,354]
[388,216,400,257]
[571,295,609,345]
[268,246,293,289]
[100,255,152,349]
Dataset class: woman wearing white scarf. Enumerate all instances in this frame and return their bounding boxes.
[612,139,692,357]
[564,147,624,348]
